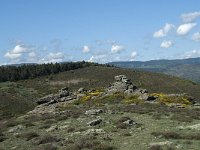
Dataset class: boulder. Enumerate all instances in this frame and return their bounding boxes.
[84,129,105,135]
[36,94,59,105]
[87,119,102,126]
[59,87,69,98]
[85,109,103,115]
[123,119,136,125]
[78,88,86,93]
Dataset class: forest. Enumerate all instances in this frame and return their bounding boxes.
[0,61,106,82]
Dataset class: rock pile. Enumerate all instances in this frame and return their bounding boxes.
[36,87,75,105]
[106,75,155,101]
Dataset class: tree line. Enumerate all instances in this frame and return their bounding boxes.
[0,61,108,82]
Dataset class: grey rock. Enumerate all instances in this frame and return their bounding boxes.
[77,93,86,99]
[114,75,126,82]
[87,119,102,126]
[84,129,105,135]
[138,93,149,100]
[36,94,59,105]
[78,88,86,93]
[123,119,136,125]
[85,109,103,115]
[59,87,69,98]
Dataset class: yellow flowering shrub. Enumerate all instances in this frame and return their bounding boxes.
[150,93,192,106]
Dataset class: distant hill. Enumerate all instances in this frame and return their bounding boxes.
[109,57,200,83]
[1,66,200,119]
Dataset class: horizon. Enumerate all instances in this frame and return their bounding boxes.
[1,0,200,65]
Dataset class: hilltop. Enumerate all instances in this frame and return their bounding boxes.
[1,66,200,119]
[109,57,200,83]
[0,74,200,150]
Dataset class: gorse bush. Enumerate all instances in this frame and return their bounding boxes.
[150,93,192,105]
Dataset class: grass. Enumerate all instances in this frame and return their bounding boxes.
[152,131,200,140]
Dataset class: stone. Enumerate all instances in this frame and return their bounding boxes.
[114,75,126,82]
[59,87,69,98]
[77,93,86,99]
[123,119,136,125]
[87,119,102,126]
[78,88,86,93]
[138,93,149,100]
[85,109,103,115]
[36,94,59,105]
[84,129,105,135]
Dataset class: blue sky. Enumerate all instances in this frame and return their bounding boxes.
[1,0,200,64]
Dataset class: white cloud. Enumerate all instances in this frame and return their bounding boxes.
[181,50,200,59]
[181,11,200,23]
[28,52,37,58]
[192,32,200,42]
[40,52,65,63]
[160,40,174,48]
[88,54,107,63]
[4,52,22,59]
[4,45,28,60]
[82,45,90,53]
[153,23,175,38]
[130,51,137,61]
[111,44,125,53]
[177,23,197,35]
[12,45,27,54]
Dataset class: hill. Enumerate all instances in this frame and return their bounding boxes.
[1,66,200,119]
[1,72,200,150]
[108,57,200,83]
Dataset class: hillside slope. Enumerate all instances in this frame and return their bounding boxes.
[109,57,200,83]
[1,66,200,119]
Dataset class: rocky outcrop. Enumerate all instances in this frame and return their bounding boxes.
[106,75,156,101]
[36,87,74,105]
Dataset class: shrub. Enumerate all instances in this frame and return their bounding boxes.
[152,131,181,139]
[148,145,163,150]
[73,136,115,150]
[150,93,192,106]
[35,135,60,145]
[115,116,131,129]
[0,132,6,142]
[20,132,39,141]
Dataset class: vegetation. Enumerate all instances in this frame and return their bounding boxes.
[0,61,105,82]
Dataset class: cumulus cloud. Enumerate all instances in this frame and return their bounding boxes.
[181,11,200,23]
[111,44,125,53]
[153,23,175,38]
[181,50,200,59]
[40,52,65,63]
[130,51,137,61]
[160,40,174,48]
[192,32,200,42]
[177,23,197,35]
[82,45,90,53]
[4,45,29,61]
[4,52,22,59]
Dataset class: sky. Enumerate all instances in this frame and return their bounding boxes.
[1,0,200,65]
